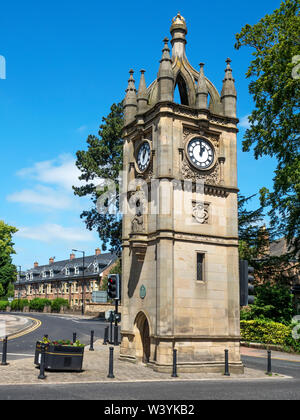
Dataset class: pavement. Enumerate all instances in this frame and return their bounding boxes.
[0,339,291,386]
[240,345,300,363]
[0,313,297,386]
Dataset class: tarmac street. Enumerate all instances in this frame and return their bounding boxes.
[0,313,299,400]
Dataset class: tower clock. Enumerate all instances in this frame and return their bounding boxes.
[120,13,243,374]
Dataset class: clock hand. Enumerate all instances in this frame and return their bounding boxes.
[200,143,205,157]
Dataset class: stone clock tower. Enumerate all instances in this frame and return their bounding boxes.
[120,13,243,373]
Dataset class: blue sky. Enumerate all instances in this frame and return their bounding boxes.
[0,0,281,270]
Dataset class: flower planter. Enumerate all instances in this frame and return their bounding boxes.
[35,341,84,372]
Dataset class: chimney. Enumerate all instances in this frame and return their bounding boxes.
[70,253,76,260]
[34,262,39,268]
[49,257,54,265]
[95,248,101,256]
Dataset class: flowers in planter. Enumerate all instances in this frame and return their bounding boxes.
[40,336,85,347]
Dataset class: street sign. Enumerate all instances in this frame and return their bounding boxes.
[92,291,107,303]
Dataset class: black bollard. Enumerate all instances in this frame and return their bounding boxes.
[224,349,230,376]
[73,332,77,343]
[89,330,95,351]
[114,325,119,346]
[107,346,115,378]
[1,336,9,366]
[38,343,47,380]
[267,350,272,374]
[171,349,178,378]
[103,326,109,345]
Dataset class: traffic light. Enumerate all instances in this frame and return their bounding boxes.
[107,274,120,300]
[239,260,255,306]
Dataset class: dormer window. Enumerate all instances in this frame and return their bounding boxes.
[26,273,29,281]
[74,266,79,275]
[93,263,99,273]
[42,271,47,278]
[49,269,54,278]
[65,267,70,276]
[30,272,33,280]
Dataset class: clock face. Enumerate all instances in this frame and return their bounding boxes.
[187,138,214,169]
[137,141,151,172]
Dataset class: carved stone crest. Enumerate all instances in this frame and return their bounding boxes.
[192,202,209,224]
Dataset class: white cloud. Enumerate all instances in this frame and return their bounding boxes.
[7,185,74,210]
[239,115,251,129]
[16,223,94,243]
[16,154,83,191]
[77,125,88,133]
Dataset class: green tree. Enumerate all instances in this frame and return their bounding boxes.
[0,283,4,298]
[235,0,300,256]
[0,221,18,295]
[238,194,266,261]
[74,103,123,254]
[241,282,294,324]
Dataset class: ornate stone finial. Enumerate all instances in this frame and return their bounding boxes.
[196,62,208,109]
[221,58,237,118]
[170,12,187,34]
[157,37,174,102]
[123,69,137,125]
[137,69,148,114]
[170,12,187,59]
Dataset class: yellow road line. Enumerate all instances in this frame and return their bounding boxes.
[0,317,42,341]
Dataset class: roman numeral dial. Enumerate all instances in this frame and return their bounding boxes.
[137,141,151,172]
[187,138,214,170]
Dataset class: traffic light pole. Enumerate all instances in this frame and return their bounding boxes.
[114,298,119,346]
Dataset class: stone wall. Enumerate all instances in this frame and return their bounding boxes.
[84,302,122,317]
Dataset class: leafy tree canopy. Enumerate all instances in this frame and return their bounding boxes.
[0,221,18,294]
[73,103,123,254]
[235,0,300,256]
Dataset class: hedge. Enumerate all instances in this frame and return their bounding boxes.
[10,299,29,311]
[0,301,9,311]
[50,298,69,313]
[29,298,52,312]
[241,319,300,352]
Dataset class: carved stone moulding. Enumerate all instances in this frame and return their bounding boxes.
[129,238,147,262]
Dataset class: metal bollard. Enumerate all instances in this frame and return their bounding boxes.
[89,330,95,351]
[103,326,109,345]
[38,343,47,380]
[73,332,77,343]
[114,325,119,346]
[107,347,115,378]
[267,350,272,374]
[224,349,230,376]
[1,336,9,366]
[171,349,178,378]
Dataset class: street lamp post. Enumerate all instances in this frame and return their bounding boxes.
[72,249,85,315]
[17,266,21,305]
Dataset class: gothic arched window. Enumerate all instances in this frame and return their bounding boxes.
[174,73,189,106]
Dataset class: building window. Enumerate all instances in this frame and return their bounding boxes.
[49,270,54,278]
[30,272,33,280]
[196,253,205,281]
[74,266,79,275]
[93,263,99,273]
[42,271,47,278]
[65,267,70,276]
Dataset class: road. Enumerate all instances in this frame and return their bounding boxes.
[0,313,299,400]
[2,312,109,360]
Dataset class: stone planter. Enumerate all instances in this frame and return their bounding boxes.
[34,342,84,372]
